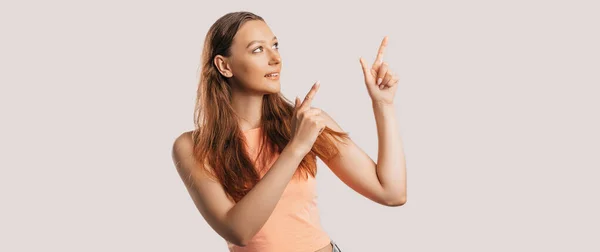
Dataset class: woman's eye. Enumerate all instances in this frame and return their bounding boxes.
[253,43,278,53]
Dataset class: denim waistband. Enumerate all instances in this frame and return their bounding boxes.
[330,239,342,252]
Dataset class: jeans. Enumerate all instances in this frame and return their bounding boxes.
[330,239,342,252]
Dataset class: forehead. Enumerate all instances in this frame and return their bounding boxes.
[232,20,274,46]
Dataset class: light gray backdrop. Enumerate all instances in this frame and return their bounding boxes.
[1,0,599,251]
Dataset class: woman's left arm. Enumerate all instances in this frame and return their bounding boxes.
[319,106,406,207]
[320,36,406,207]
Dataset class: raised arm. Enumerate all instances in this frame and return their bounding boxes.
[171,82,325,246]
[318,36,406,206]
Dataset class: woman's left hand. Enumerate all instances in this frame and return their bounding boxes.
[359,36,400,105]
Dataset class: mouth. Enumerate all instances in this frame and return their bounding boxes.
[264,72,280,80]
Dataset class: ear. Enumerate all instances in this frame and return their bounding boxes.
[213,55,233,78]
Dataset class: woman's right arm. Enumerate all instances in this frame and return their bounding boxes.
[172,82,323,246]
[171,132,306,247]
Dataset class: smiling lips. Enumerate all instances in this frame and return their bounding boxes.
[265,72,280,79]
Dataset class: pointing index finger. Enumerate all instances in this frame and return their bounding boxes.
[374,36,389,66]
[300,81,320,110]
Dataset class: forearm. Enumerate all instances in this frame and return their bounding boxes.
[225,140,305,245]
[372,101,407,204]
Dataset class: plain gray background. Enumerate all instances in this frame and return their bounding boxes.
[1,0,599,251]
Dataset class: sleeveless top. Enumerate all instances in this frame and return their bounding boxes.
[226,127,331,252]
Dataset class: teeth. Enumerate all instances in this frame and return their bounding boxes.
[265,73,279,77]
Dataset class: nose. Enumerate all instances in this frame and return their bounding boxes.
[268,49,281,65]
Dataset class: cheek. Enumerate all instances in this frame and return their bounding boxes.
[237,59,268,86]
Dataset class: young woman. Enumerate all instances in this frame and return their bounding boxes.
[171,11,406,252]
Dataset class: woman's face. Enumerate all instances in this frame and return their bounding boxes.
[217,20,282,94]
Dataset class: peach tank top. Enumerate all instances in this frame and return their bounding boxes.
[226,127,331,252]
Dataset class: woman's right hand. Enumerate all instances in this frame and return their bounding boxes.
[290,81,326,156]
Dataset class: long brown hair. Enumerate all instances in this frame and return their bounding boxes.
[192,11,350,203]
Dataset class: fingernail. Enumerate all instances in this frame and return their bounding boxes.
[377,78,382,85]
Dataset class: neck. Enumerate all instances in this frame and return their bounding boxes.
[230,86,264,131]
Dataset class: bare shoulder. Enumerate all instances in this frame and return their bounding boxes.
[173,131,194,149]
[171,130,214,179]
[172,131,195,165]
[174,130,194,145]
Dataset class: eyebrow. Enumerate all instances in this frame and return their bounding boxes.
[246,36,278,49]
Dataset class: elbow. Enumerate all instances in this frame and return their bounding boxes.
[225,228,249,247]
[235,241,248,248]
[384,194,407,207]
[224,215,254,247]
[229,235,248,247]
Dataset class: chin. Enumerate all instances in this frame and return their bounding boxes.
[264,87,280,94]
[262,81,280,94]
